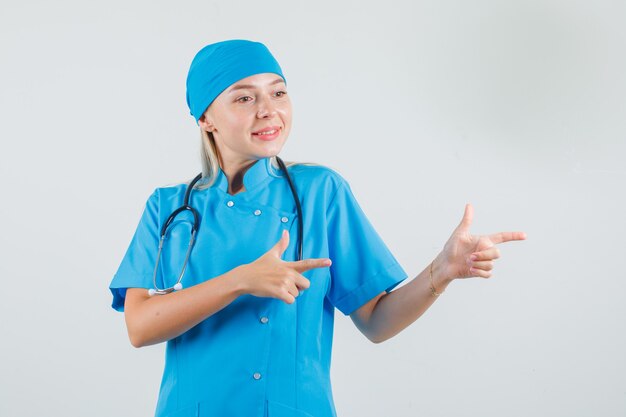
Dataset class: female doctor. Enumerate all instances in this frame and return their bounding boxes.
[110,40,526,417]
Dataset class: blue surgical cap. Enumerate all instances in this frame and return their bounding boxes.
[186,39,286,123]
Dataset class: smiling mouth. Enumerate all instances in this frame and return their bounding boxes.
[253,129,279,136]
[252,127,282,140]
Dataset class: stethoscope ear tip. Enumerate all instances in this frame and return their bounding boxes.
[148,288,157,296]
[173,283,183,291]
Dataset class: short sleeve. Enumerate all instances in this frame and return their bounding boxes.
[326,180,408,315]
[109,190,160,312]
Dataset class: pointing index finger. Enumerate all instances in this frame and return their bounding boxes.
[288,258,332,273]
[489,231,527,244]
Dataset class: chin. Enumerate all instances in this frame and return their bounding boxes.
[257,144,285,158]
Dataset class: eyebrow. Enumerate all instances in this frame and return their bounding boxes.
[227,77,285,93]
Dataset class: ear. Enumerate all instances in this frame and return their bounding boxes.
[198,114,216,133]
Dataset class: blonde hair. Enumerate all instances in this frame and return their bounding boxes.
[196,128,222,189]
[194,128,317,190]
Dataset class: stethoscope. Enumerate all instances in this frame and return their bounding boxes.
[149,156,303,296]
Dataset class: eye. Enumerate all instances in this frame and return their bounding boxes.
[274,90,287,98]
[236,96,253,103]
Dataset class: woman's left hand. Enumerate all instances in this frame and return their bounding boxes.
[438,203,527,281]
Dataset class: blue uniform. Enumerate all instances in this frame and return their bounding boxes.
[110,157,408,417]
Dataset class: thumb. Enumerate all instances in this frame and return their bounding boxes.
[269,229,290,258]
[455,203,473,232]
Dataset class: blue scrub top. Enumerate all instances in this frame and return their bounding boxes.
[110,157,407,417]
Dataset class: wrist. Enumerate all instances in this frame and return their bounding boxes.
[225,265,248,297]
[432,253,454,291]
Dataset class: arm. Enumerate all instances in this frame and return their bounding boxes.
[351,204,526,344]
[124,268,244,348]
[350,255,451,344]
[124,229,331,348]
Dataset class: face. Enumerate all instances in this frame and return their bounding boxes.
[199,72,292,168]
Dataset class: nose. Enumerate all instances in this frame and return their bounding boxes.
[256,95,277,118]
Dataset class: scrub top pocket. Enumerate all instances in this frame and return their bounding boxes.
[267,400,316,417]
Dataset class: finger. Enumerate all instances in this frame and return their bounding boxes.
[288,258,332,273]
[468,260,494,271]
[281,291,296,305]
[469,267,492,278]
[269,229,290,257]
[294,274,311,291]
[489,231,527,244]
[286,285,300,299]
[470,247,500,261]
[456,203,473,232]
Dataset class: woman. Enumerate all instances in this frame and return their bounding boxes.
[110,39,526,417]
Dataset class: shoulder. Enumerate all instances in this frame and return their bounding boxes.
[283,162,350,197]
[143,181,190,210]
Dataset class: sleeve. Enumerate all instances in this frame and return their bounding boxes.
[326,180,408,315]
[109,190,160,312]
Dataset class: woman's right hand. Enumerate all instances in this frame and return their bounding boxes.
[233,230,332,304]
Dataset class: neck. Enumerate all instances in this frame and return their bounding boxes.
[219,157,259,195]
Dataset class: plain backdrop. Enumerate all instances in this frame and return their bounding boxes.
[1,0,625,416]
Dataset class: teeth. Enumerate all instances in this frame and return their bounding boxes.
[256,129,277,135]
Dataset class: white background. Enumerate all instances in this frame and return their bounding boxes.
[1,0,625,416]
